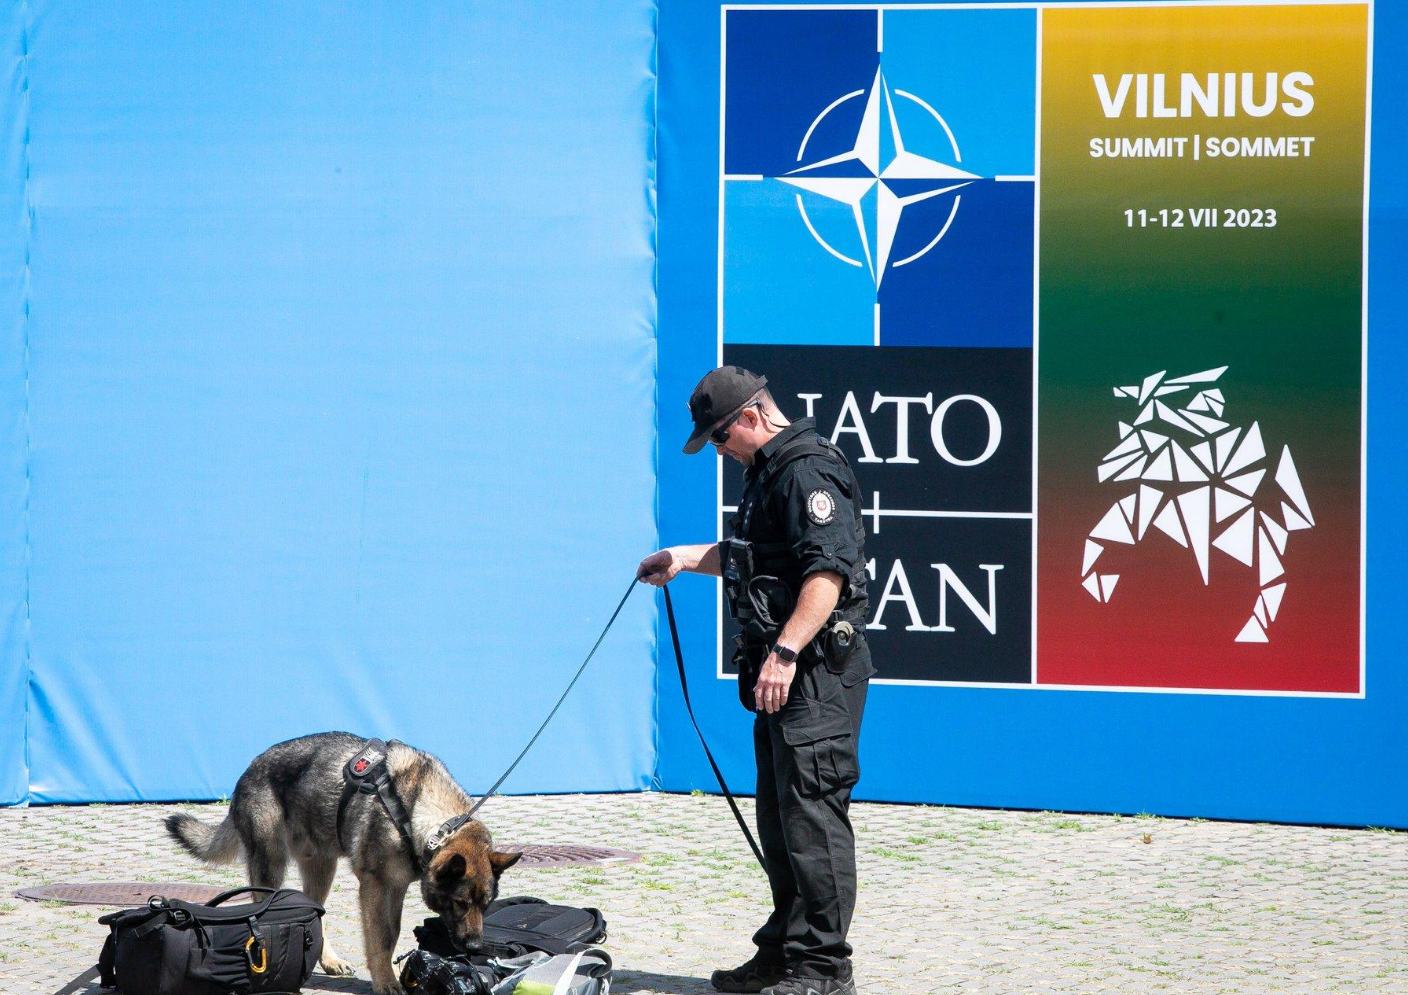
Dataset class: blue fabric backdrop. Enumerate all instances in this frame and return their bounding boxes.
[4,1,1405,828]
[3,1,658,803]
[654,0,1408,828]
[0,10,30,804]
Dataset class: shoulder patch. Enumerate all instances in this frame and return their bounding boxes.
[806,488,837,525]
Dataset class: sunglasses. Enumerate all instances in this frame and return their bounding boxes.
[711,401,761,445]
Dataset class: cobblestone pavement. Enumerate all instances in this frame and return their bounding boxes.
[1,793,1405,994]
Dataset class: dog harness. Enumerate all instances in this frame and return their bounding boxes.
[336,739,493,875]
[337,739,425,871]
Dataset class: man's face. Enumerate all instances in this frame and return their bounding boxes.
[712,405,764,464]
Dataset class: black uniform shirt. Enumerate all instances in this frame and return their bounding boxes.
[736,419,869,610]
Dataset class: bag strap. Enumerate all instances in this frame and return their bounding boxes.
[486,896,545,914]
[176,887,296,927]
[520,949,612,995]
[550,952,587,995]
[662,586,766,871]
[576,948,613,979]
[206,886,278,907]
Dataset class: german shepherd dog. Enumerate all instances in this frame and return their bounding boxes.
[165,732,521,995]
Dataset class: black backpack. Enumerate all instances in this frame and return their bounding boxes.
[98,887,324,995]
[412,896,607,959]
[402,898,609,995]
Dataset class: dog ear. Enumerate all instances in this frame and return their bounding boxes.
[489,849,522,876]
[433,852,467,883]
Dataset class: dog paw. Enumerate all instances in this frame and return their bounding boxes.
[320,955,357,977]
[371,981,405,995]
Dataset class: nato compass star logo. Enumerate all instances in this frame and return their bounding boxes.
[773,69,977,288]
[721,7,1035,347]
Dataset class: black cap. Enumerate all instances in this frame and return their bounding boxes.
[683,366,768,454]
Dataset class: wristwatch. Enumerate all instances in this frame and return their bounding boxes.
[772,644,798,663]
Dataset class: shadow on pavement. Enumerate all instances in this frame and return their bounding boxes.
[52,966,713,995]
[52,968,373,995]
[612,970,716,995]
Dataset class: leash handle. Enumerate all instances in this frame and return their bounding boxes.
[467,575,642,818]
[662,585,767,871]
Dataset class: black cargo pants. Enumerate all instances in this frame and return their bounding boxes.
[750,652,868,980]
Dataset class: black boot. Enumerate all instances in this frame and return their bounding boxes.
[760,963,857,995]
[710,952,788,993]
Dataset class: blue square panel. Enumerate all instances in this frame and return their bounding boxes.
[723,179,874,345]
[721,7,1036,348]
[725,9,879,178]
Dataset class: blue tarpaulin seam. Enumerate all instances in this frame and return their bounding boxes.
[18,0,33,805]
[647,0,664,790]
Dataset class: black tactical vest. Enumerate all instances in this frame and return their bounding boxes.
[728,428,870,639]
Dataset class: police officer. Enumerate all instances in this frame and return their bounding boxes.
[639,367,873,995]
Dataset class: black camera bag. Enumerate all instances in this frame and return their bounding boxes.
[413,896,607,959]
[98,887,324,995]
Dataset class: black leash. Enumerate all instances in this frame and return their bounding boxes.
[338,581,645,863]
[407,572,765,874]
[461,575,643,821]
[662,585,766,870]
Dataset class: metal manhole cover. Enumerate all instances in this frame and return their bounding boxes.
[506,844,640,867]
[17,882,228,906]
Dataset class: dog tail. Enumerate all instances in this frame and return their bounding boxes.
[165,812,241,864]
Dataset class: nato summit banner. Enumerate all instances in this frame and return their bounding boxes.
[710,2,1368,696]
[1037,4,1365,694]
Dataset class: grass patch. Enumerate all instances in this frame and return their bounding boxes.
[1145,904,1192,922]
[1021,915,1071,930]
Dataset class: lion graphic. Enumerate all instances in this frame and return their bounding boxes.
[1080,366,1315,643]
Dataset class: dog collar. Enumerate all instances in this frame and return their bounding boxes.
[425,812,476,854]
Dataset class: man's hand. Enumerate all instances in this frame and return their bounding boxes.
[754,652,797,714]
[637,544,722,585]
[638,548,683,587]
